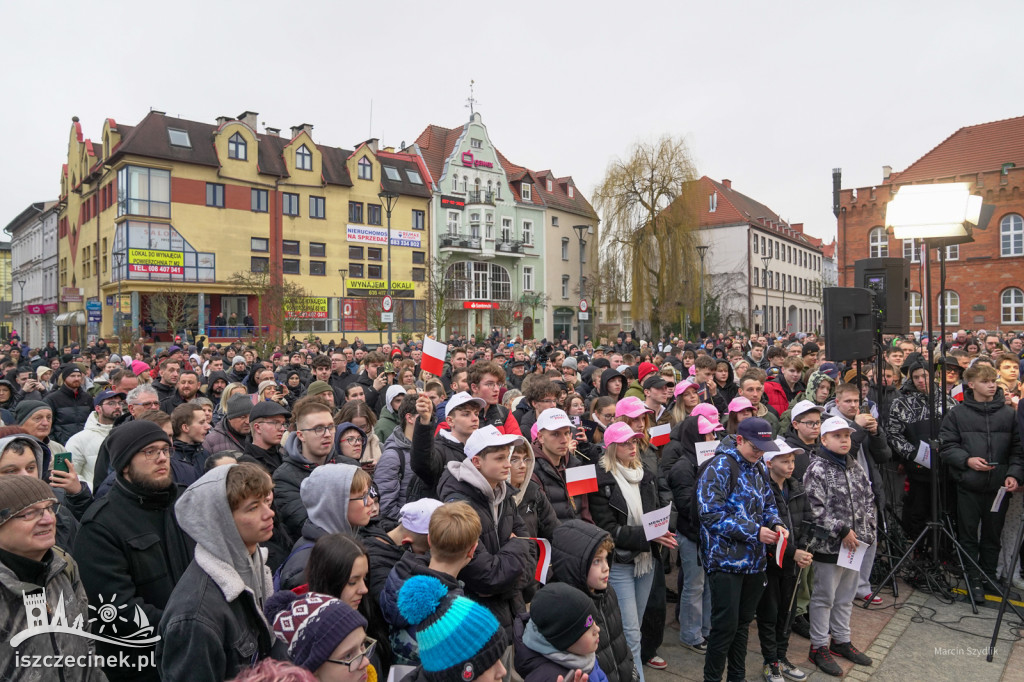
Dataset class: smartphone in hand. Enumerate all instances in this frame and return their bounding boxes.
[53,452,72,474]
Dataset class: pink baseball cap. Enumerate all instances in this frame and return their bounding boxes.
[727,396,754,414]
[604,422,643,446]
[615,396,653,419]
[673,380,699,399]
[690,403,720,421]
[697,415,725,435]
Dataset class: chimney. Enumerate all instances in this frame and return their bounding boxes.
[791,222,803,233]
[383,146,395,153]
[832,168,842,217]
[215,116,233,126]
[364,138,379,154]
[237,111,259,130]
[291,123,314,139]
[265,127,280,136]
[882,165,892,181]
[721,178,732,189]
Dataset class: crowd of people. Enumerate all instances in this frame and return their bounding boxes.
[0,326,1021,682]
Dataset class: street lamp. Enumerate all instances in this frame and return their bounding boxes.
[378,190,400,344]
[572,225,588,346]
[695,244,709,336]
[761,254,773,334]
[112,250,125,338]
[338,268,348,338]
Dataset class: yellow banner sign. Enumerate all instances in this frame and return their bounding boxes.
[285,297,329,319]
[128,249,184,267]
[348,279,414,291]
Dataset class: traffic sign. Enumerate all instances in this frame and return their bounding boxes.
[579,299,589,313]
[381,312,394,323]
[382,295,394,312]
[578,312,590,321]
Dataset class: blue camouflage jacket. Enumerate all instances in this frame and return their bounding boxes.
[697,444,784,574]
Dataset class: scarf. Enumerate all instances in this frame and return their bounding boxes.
[522,619,596,673]
[609,461,653,577]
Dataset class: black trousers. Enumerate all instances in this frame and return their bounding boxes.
[641,554,666,660]
[705,571,765,682]
[902,475,931,541]
[755,567,798,664]
[957,486,1007,582]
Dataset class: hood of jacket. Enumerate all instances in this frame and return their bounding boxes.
[444,457,507,516]
[81,410,114,437]
[551,519,611,592]
[960,386,1009,415]
[715,358,736,388]
[384,385,406,415]
[205,370,230,390]
[598,368,627,400]
[801,369,834,405]
[282,428,325,468]
[175,464,268,603]
[334,422,367,460]
[300,462,358,535]
[508,447,536,506]
[0,434,47,478]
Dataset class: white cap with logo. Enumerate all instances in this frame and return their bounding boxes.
[464,424,525,458]
[820,416,855,436]
[536,408,573,433]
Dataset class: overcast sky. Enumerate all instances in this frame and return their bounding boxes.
[3,1,1023,247]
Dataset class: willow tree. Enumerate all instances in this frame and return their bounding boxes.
[594,136,702,336]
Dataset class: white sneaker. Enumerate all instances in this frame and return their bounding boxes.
[762,662,784,682]
[1013,574,1024,591]
[780,658,808,681]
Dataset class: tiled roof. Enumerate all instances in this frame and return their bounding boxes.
[377,150,432,199]
[317,143,353,187]
[889,115,1024,184]
[696,176,821,250]
[112,111,221,167]
[413,124,463,189]
[822,240,836,259]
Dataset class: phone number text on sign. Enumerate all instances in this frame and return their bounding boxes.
[129,264,184,274]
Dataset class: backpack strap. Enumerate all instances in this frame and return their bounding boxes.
[272,540,315,591]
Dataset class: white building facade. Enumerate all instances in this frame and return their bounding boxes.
[5,201,59,347]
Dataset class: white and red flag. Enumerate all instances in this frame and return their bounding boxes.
[649,423,671,447]
[421,337,447,376]
[565,464,598,497]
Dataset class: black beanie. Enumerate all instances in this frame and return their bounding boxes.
[60,364,83,382]
[529,583,597,650]
[108,421,172,474]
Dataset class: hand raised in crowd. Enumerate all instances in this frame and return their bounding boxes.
[49,459,82,496]
[415,394,434,425]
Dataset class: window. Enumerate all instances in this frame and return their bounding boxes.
[412,209,425,230]
[309,196,325,219]
[117,166,170,218]
[1001,214,1023,256]
[902,238,921,263]
[561,275,570,299]
[412,268,425,282]
[405,169,423,184]
[349,202,363,223]
[282,240,300,255]
[310,261,326,276]
[167,128,191,148]
[522,220,533,245]
[368,204,382,225]
[412,251,425,264]
[383,166,401,181]
[547,179,553,191]
[283,259,300,274]
[869,227,888,257]
[1002,288,1024,324]
[296,145,312,171]
[945,244,959,260]
[445,262,512,300]
[761,236,766,254]
[357,156,372,180]
[368,264,382,279]
[908,292,922,326]
[753,267,759,286]
[251,256,269,272]
[349,246,364,259]
[939,290,960,325]
[251,189,268,212]
[562,238,570,260]
[753,234,758,253]
[282,193,299,216]
[568,186,574,198]
[709,192,718,212]
[206,183,224,208]
[523,266,534,291]
[310,242,326,258]
[485,214,494,240]
[551,216,559,227]
[501,217,512,242]
[521,183,532,201]
[447,211,460,235]
[349,263,364,278]
[251,237,268,252]
[367,248,382,261]
[471,138,483,149]
[228,133,247,160]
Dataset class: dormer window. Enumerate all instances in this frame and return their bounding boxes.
[358,156,372,180]
[228,133,247,160]
[167,128,191,148]
[521,183,532,201]
[546,179,553,192]
[568,186,574,198]
[296,144,312,171]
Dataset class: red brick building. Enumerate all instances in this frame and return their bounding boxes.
[837,115,1024,332]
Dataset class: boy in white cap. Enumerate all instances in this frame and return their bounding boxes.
[803,417,876,676]
[408,391,486,500]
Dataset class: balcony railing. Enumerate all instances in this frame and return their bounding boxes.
[439,233,482,250]
[467,190,496,206]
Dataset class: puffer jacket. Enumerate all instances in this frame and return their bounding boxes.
[379,553,463,666]
[766,475,810,576]
[482,402,520,435]
[203,418,246,456]
[530,440,583,522]
[45,384,93,444]
[667,417,704,543]
[407,420,466,501]
[803,446,877,559]
[551,521,636,682]
[697,445,783,574]
[0,547,105,682]
[588,460,661,564]
[939,387,1024,494]
[513,613,610,682]
[885,376,936,482]
[377,426,413,522]
[66,411,113,486]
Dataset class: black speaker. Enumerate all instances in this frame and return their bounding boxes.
[823,287,875,361]
[854,257,910,334]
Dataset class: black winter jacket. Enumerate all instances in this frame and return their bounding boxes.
[529,439,585,522]
[171,439,207,486]
[588,462,661,562]
[515,479,560,540]
[407,420,465,501]
[939,388,1024,494]
[45,384,93,444]
[782,430,817,482]
[885,378,935,482]
[551,520,637,682]
[766,476,810,576]
[667,418,705,543]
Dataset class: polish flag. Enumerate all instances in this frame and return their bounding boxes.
[421,337,447,376]
[533,538,551,584]
[776,532,787,568]
[950,384,964,403]
[566,464,598,497]
[649,423,671,447]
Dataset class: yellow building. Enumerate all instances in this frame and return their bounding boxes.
[0,242,11,338]
[57,111,432,345]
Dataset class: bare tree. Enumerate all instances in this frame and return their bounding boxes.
[424,252,458,338]
[228,269,311,349]
[148,287,196,338]
[594,135,702,336]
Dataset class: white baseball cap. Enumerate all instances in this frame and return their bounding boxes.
[446,391,486,415]
[465,424,525,458]
[536,408,573,433]
[820,416,855,436]
[790,400,825,422]
[398,498,443,534]
[763,438,806,462]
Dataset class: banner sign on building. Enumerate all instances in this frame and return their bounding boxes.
[25,304,58,315]
[61,287,83,303]
[128,248,185,275]
[463,301,500,310]
[346,225,422,248]
[284,297,329,319]
[440,195,465,210]
[347,279,416,298]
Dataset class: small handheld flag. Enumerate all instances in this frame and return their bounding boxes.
[565,464,598,497]
[421,337,447,376]
[649,423,671,447]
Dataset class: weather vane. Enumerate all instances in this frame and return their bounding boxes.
[466,80,478,116]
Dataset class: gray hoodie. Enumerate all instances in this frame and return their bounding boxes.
[300,463,358,536]
[445,457,507,526]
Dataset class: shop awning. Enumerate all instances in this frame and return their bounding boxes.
[55,310,86,326]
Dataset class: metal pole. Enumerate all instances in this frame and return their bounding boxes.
[761,255,772,335]
[578,239,585,346]
[16,280,25,346]
[378,191,400,345]
[696,245,709,336]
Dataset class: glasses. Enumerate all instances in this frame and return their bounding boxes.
[351,490,375,506]
[133,400,161,409]
[797,420,821,428]
[478,381,501,389]
[340,436,366,446]
[138,445,171,460]
[12,501,60,523]
[256,420,288,430]
[510,456,533,466]
[300,425,333,437]
[535,398,557,406]
[326,637,376,672]
[101,400,125,408]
